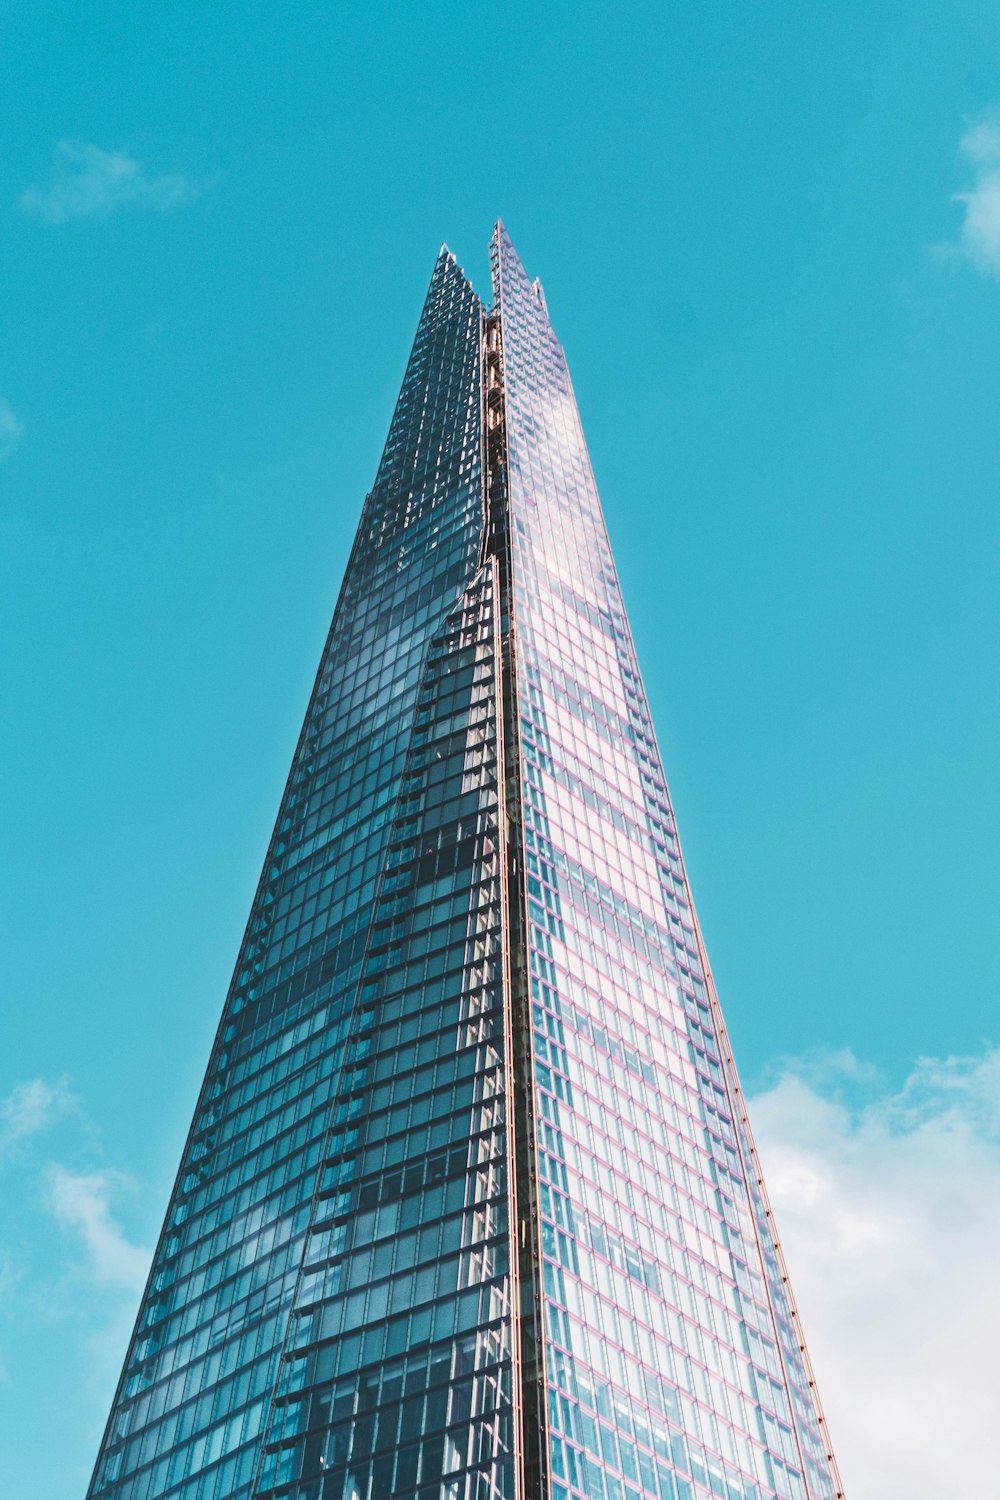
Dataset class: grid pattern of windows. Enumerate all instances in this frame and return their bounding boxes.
[89,226,840,1500]
[89,248,491,1500]
[252,562,513,1500]
[492,225,838,1500]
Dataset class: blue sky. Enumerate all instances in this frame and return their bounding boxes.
[2,3,999,1495]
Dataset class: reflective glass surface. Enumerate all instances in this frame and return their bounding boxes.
[89,249,497,1500]
[253,561,513,1500]
[90,228,839,1500]
[492,225,838,1500]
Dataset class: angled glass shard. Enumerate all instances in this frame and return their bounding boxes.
[89,229,842,1500]
[492,224,840,1500]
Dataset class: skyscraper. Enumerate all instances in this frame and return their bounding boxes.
[89,225,843,1500]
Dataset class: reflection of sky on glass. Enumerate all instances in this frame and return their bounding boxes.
[493,225,838,1500]
[89,253,517,1500]
[85,224,843,1500]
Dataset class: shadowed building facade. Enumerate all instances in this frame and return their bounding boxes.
[89,226,843,1500]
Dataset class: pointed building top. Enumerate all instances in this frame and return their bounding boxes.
[424,242,478,308]
[490,220,547,321]
[491,218,520,259]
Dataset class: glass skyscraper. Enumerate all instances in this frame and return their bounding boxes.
[89,225,843,1500]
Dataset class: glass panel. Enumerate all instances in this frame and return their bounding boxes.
[89,227,839,1500]
[89,249,495,1500]
[253,563,513,1500]
[492,223,837,1500]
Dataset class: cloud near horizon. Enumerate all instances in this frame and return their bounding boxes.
[47,1166,151,1292]
[950,109,1000,278]
[0,1076,73,1154]
[748,1047,1000,1500]
[20,140,200,223]
[0,399,24,460]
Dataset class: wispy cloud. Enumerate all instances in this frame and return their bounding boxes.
[749,1047,1000,1499]
[47,1166,151,1291]
[0,1077,74,1155]
[949,109,1000,278]
[0,399,23,459]
[20,140,200,224]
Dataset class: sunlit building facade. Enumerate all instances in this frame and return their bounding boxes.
[90,225,843,1500]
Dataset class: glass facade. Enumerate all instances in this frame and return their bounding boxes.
[89,229,842,1500]
[492,227,838,1500]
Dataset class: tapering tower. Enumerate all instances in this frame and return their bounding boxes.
[89,226,842,1500]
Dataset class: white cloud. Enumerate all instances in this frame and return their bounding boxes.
[950,109,1000,278]
[47,1166,151,1292]
[0,1076,73,1154]
[20,140,199,224]
[749,1047,1000,1500]
[0,399,23,459]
